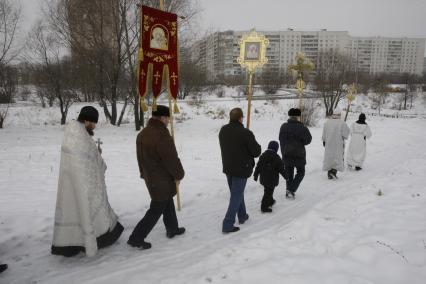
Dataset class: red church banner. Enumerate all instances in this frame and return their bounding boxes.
[139,5,179,112]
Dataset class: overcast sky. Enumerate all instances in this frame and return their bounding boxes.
[19,0,426,40]
[197,0,426,38]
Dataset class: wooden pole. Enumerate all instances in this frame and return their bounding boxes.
[168,94,181,211]
[246,72,254,129]
[159,0,181,210]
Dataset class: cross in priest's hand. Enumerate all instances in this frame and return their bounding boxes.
[96,138,103,154]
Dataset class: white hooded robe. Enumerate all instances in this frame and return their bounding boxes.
[52,121,119,257]
[346,122,372,168]
[322,117,350,172]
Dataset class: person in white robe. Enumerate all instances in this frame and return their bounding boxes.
[346,113,372,170]
[322,108,350,179]
[51,106,123,257]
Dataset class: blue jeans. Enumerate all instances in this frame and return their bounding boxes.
[222,175,248,232]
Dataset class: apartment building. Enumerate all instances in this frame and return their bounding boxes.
[349,37,425,75]
[191,29,425,80]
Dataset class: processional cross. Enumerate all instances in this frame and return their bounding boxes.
[288,53,314,110]
[96,138,103,154]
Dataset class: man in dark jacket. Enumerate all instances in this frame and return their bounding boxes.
[279,108,312,199]
[253,141,286,213]
[219,108,261,233]
[128,105,185,249]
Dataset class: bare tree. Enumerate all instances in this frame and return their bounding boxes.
[371,75,389,115]
[0,0,21,64]
[0,65,17,128]
[179,59,207,99]
[260,66,282,95]
[27,21,77,124]
[315,50,354,116]
[46,0,199,129]
[401,73,418,110]
[0,0,21,128]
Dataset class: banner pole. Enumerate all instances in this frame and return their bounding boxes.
[159,0,181,211]
[246,71,254,129]
[168,94,181,210]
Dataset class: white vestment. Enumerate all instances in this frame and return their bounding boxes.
[346,122,372,168]
[52,121,118,257]
[322,117,350,172]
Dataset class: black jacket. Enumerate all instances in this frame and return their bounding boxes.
[279,118,312,166]
[219,121,261,178]
[253,150,286,188]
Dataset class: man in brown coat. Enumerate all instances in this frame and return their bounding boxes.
[127,105,185,249]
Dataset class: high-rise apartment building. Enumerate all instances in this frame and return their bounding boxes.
[191,29,425,80]
[349,37,425,75]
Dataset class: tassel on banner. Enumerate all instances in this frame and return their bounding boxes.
[140,97,148,112]
[173,99,180,114]
[138,48,143,61]
[152,98,158,111]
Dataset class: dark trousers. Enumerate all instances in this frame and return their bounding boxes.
[285,164,305,193]
[261,186,275,210]
[222,175,248,232]
[128,197,178,242]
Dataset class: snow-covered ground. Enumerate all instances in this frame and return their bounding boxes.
[1,95,426,284]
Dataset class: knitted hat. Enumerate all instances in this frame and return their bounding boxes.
[358,113,366,122]
[268,140,279,153]
[152,105,170,117]
[288,108,301,117]
[77,106,99,123]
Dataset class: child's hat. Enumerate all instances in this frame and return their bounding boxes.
[268,141,279,152]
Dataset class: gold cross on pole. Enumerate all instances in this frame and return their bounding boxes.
[170,72,178,85]
[154,71,161,84]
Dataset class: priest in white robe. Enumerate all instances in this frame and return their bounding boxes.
[51,106,123,257]
[346,113,372,170]
[322,108,350,179]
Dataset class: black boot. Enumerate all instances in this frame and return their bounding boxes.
[261,207,272,213]
[0,264,8,274]
[286,190,295,199]
[329,169,338,179]
[223,226,240,233]
[127,239,152,249]
[355,166,362,171]
[166,227,186,239]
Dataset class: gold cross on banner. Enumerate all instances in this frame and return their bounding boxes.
[154,71,161,84]
[140,69,146,78]
[170,72,178,85]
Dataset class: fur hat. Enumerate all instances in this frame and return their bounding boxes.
[288,108,301,117]
[152,105,170,117]
[77,106,99,123]
[267,140,279,153]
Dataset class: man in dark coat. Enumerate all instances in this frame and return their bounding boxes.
[128,105,185,249]
[253,141,286,213]
[279,108,312,199]
[219,108,261,233]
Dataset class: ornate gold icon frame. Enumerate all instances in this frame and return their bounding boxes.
[237,29,269,73]
[237,29,269,129]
